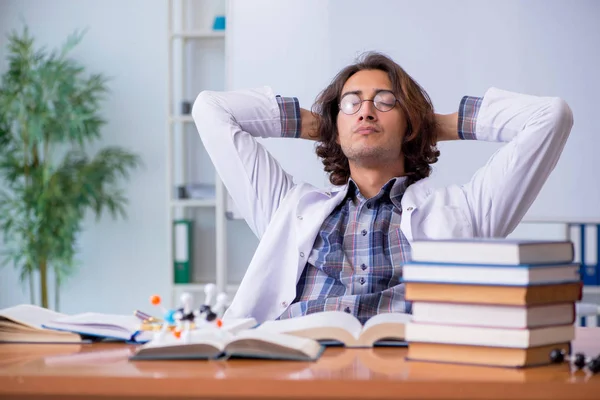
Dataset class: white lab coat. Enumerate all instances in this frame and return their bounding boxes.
[192,86,573,324]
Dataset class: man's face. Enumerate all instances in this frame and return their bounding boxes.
[336,69,407,167]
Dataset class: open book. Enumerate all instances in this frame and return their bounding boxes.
[256,311,412,347]
[2,304,256,344]
[130,329,324,361]
[41,312,154,343]
[42,312,257,343]
[0,304,85,343]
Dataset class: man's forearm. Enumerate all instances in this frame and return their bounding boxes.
[436,112,460,141]
[299,108,320,141]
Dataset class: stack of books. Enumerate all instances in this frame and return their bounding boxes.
[404,239,582,368]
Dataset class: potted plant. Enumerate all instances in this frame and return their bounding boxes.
[0,26,141,310]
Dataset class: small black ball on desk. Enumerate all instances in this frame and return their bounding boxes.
[549,348,600,374]
[549,349,565,363]
[573,353,587,369]
[589,358,600,374]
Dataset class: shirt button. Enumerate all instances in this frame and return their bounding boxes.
[361,264,367,270]
[300,252,305,257]
[359,277,365,285]
[366,202,372,209]
[344,307,351,313]
[361,229,367,236]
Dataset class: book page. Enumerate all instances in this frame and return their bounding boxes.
[362,313,412,332]
[257,311,363,339]
[227,331,322,360]
[0,304,68,329]
[48,312,140,333]
[356,313,411,346]
[220,317,257,333]
[138,330,231,352]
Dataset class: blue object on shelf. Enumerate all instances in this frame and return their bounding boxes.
[573,223,600,286]
[213,15,226,30]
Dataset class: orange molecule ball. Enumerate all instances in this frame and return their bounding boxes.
[173,330,181,339]
[150,295,161,306]
[216,319,223,328]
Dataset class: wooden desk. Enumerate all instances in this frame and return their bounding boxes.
[0,328,599,400]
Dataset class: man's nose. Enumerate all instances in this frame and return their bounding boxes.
[358,100,377,121]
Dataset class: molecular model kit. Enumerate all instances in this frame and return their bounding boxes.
[138,283,229,344]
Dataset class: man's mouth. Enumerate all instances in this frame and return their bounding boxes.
[355,126,378,134]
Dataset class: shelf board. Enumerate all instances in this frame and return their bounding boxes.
[170,30,225,39]
[171,198,216,208]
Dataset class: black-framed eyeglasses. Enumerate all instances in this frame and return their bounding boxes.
[338,90,399,115]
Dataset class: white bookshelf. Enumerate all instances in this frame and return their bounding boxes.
[167,0,235,308]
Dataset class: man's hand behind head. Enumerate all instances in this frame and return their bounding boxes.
[300,108,321,141]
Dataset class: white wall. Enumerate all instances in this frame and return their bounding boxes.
[224,0,600,284]
[0,0,170,314]
[228,0,600,221]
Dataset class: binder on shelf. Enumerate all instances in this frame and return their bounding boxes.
[173,219,193,284]
[572,223,600,286]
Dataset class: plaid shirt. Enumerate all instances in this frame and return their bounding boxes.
[274,94,482,324]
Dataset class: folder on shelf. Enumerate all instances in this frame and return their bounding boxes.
[173,219,193,284]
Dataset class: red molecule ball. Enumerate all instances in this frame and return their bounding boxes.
[150,295,161,306]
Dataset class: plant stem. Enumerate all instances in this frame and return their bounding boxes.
[28,269,34,304]
[54,271,60,311]
[39,259,48,309]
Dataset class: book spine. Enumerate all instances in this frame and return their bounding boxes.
[173,219,193,284]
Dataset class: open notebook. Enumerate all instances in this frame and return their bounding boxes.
[256,311,412,347]
[130,329,324,361]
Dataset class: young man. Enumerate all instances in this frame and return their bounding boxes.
[192,52,573,324]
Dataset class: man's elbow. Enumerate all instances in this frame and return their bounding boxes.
[548,97,574,138]
[192,90,217,124]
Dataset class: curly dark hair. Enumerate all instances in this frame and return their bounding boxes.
[312,51,440,187]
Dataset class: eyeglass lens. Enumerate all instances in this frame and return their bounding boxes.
[339,90,397,114]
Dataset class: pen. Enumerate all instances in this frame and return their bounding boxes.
[134,309,155,321]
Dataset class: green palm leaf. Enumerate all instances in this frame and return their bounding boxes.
[0,25,141,309]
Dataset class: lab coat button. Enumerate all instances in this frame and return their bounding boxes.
[297,215,303,220]
[407,207,414,211]
[300,252,305,257]
[281,301,288,308]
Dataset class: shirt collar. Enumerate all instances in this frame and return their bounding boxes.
[346,176,408,206]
